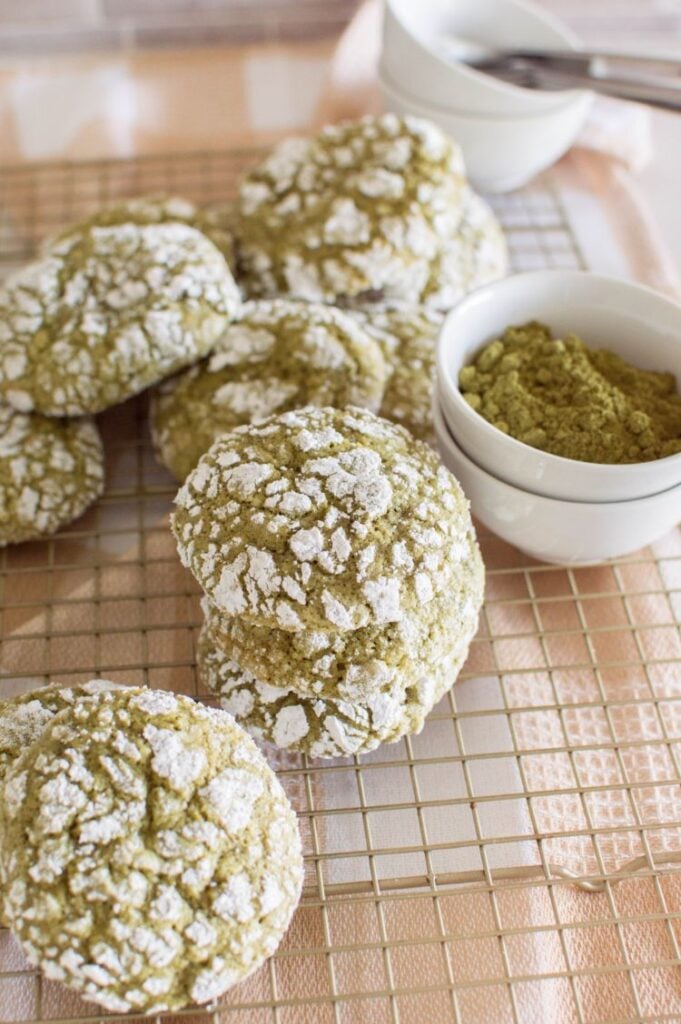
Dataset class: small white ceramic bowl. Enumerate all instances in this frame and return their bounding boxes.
[434,400,681,565]
[437,270,681,501]
[382,0,587,117]
[379,70,591,193]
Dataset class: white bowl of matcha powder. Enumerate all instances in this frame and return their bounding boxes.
[437,270,681,503]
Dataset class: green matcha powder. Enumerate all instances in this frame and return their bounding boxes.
[459,322,681,464]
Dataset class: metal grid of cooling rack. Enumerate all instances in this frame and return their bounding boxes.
[0,150,680,1024]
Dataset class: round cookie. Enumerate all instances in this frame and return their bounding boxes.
[0,221,242,416]
[200,506,483,694]
[348,303,443,443]
[150,299,387,481]
[172,406,476,633]
[198,592,477,758]
[0,406,104,545]
[43,195,237,274]
[0,687,303,1013]
[233,113,467,305]
[422,189,508,311]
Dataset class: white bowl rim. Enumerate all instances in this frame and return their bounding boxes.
[433,397,681,509]
[378,65,590,122]
[384,0,588,105]
[436,269,681,480]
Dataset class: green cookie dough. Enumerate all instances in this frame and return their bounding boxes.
[233,113,466,306]
[420,189,508,311]
[198,587,478,758]
[172,406,475,633]
[0,221,241,416]
[0,405,104,545]
[201,504,483,695]
[0,687,303,1013]
[348,303,443,443]
[43,195,237,273]
[150,299,387,481]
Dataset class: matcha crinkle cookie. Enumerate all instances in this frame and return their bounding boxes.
[0,687,303,1013]
[199,609,475,758]
[151,299,387,480]
[43,194,237,272]
[198,521,483,757]
[200,570,483,701]
[172,406,475,633]
[0,405,104,545]
[233,113,466,306]
[0,220,241,415]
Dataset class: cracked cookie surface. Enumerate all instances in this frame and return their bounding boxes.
[151,299,387,480]
[419,188,508,311]
[0,405,104,545]
[0,221,241,415]
[198,581,480,758]
[172,406,475,633]
[43,195,237,273]
[0,680,124,786]
[234,114,466,306]
[0,680,125,925]
[0,687,303,1013]
[200,507,483,697]
[348,303,443,443]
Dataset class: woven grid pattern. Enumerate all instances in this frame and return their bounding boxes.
[0,150,680,1024]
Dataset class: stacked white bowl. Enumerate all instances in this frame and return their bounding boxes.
[434,271,681,565]
[380,0,594,192]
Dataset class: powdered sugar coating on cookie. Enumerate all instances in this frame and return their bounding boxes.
[201,511,483,697]
[43,194,237,274]
[0,680,124,785]
[0,221,241,415]
[0,405,104,545]
[150,299,387,480]
[0,680,126,926]
[348,303,444,443]
[0,687,303,1013]
[172,406,474,633]
[421,189,508,311]
[234,114,466,306]
[198,581,480,758]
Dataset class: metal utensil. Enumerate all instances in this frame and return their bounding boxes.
[441,37,681,111]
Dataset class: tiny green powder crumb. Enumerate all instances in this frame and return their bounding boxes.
[459,321,681,464]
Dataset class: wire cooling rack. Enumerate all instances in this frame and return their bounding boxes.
[0,150,680,1024]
